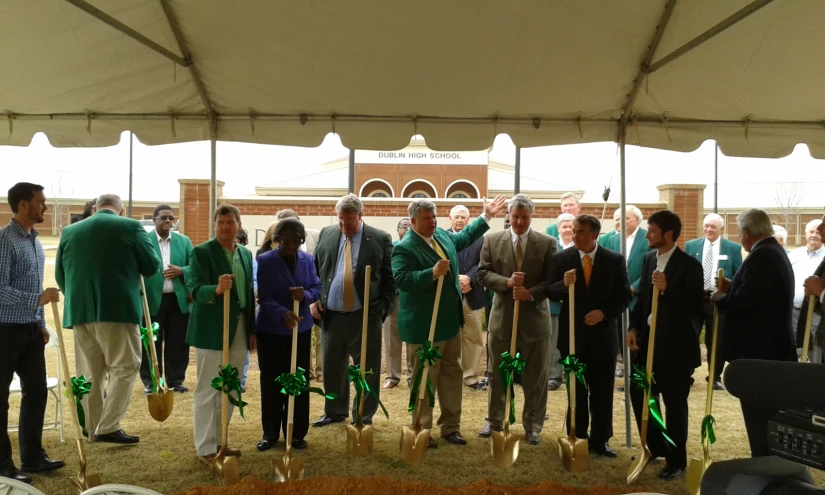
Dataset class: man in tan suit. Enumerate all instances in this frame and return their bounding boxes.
[478,194,556,445]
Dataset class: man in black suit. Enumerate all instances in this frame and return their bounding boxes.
[548,214,631,458]
[448,205,487,391]
[712,208,796,457]
[627,210,703,480]
[309,194,396,427]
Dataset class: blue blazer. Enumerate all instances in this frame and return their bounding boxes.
[256,248,322,335]
[452,230,486,311]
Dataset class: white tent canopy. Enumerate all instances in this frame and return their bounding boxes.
[3,0,825,157]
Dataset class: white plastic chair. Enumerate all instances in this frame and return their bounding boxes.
[8,326,65,442]
[0,476,47,495]
[79,485,163,495]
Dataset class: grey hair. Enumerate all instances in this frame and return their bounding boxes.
[703,213,725,228]
[737,209,774,238]
[335,194,363,215]
[560,192,579,205]
[805,219,823,232]
[96,194,122,211]
[613,205,643,221]
[449,205,470,218]
[509,194,534,214]
[772,224,788,243]
[557,213,575,224]
[408,199,436,219]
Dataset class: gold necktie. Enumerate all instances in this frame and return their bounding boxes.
[582,254,592,287]
[342,236,355,311]
[431,239,450,275]
[514,236,523,271]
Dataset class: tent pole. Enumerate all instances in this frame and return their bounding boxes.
[714,143,719,213]
[128,131,133,218]
[619,123,632,449]
[348,149,355,194]
[209,118,217,238]
[514,146,521,194]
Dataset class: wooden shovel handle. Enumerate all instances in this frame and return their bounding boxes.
[801,294,816,363]
[220,290,231,449]
[503,300,520,428]
[416,276,445,403]
[638,289,660,444]
[567,284,577,434]
[357,266,372,422]
[139,276,163,389]
[703,269,725,417]
[51,302,87,448]
[285,298,301,452]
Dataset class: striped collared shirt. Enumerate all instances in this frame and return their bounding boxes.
[0,219,45,327]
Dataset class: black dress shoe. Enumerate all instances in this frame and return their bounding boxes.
[257,439,276,451]
[712,380,725,391]
[660,464,685,480]
[143,385,152,394]
[467,382,487,391]
[0,468,33,484]
[172,384,189,393]
[589,442,618,458]
[525,432,540,445]
[442,432,467,445]
[478,423,501,438]
[427,437,437,449]
[20,457,65,473]
[292,439,307,450]
[95,429,139,444]
[478,377,489,387]
[312,415,345,428]
[547,380,561,391]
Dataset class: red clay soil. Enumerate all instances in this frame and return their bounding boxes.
[178,476,655,495]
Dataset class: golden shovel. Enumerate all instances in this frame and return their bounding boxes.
[51,301,103,493]
[800,293,817,363]
[211,294,240,486]
[347,266,374,456]
[558,283,589,473]
[274,299,306,481]
[686,269,725,494]
[400,275,445,466]
[491,300,522,467]
[139,276,174,422]
[627,288,661,485]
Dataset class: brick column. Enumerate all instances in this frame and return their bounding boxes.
[178,179,224,246]
[657,184,706,248]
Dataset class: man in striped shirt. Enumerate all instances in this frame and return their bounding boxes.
[0,182,64,484]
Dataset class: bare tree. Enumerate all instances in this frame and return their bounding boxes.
[48,173,74,237]
[774,182,807,245]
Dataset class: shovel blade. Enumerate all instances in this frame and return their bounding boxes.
[557,436,589,473]
[400,424,430,466]
[346,424,374,456]
[147,389,175,422]
[627,447,652,484]
[273,455,305,482]
[686,457,710,495]
[490,430,521,467]
[70,473,103,494]
[211,452,240,487]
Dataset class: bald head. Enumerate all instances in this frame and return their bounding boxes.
[703,213,724,242]
[95,194,123,214]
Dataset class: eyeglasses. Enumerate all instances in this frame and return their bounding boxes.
[157,216,175,221]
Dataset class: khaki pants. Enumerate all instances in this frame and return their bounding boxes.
[488,335,549,433]
[73,322,141,437]
[409,335,463,436]
[460,300,484,386]
[193,316,248,456]
[310,325,323,379]
[383,297,412,384]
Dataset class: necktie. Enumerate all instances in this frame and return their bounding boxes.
[514,236,523,271]
[582,254,592,286]
[431,239,450,274]
[703,241,714,290]
[342,236,355,311]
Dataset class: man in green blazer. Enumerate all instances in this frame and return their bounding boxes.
[684,213,743,390]
[139,204,193,394]
[55,194,160,444]
[392,195,505,447]
[187,204,256,462]
[598,210,621,248]
[545,192,581,239]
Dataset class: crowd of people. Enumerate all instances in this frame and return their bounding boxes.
[1,180,824,485]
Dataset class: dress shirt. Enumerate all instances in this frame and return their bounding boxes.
[326,222,364,312]
[560,240,575,249]
[412,214,491,252]
[647,244,677,326]
[625,226,640,265]
[578,244,598,265]
[702,237,722,291]
[156,232,174,293]
[222,244,248,310]
[790,244,825,308]
[0,220,45,327]
[509,227,530,255]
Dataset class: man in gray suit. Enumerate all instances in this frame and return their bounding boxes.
[477,194,557,445]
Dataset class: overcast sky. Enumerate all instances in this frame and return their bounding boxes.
[1,132,822,209]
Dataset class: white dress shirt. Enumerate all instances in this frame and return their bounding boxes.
[578,244,598,265]
[625,227,640,265]
[156,232,174,293]
[702,237,722,290]
[646,244,677,326]
[790,244,825,308]
[510,227,530,255]
[560,240,575,249]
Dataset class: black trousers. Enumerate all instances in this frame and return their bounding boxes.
[741,400,776,457]
[629,366,692,468]
[0,323,47,470]
[258,330,311,443]
[565,351,617,446]
[140,293,190,388]
[700,295,725,381]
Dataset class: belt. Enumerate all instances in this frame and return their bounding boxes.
[328,309,362,316]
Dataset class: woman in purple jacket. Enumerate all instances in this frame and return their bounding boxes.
[255,218,322,451]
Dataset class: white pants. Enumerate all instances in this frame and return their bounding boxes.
[460,300,484,386]
[193,315,249,457]
[73,322,141,437]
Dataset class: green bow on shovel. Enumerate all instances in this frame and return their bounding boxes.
[211,364,247,418]
[408,341,441,412]
[560,354,588,389]
[275,367,338,400]
[140,322,165,393]
[348,365,388,423]
[64,375,92,438]
[631,364,675,447]
[498,351,526,424]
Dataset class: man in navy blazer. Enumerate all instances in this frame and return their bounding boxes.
[712,209,795,457]
[448,205,487,391]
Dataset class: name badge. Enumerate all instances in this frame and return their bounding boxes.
[719,254,729,261]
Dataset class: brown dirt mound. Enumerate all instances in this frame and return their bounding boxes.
[177,476,655,495]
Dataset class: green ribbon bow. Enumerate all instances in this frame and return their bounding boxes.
[631,364,676,448]
[498,351,526,424]
[408,341,442,412]
[701,414,717,445]
[211,364,248,418]
[64,375,92,438]
[275,367,338,400]
[347,365,389,423]
[140,322,165,393]
[559,354,588,390]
